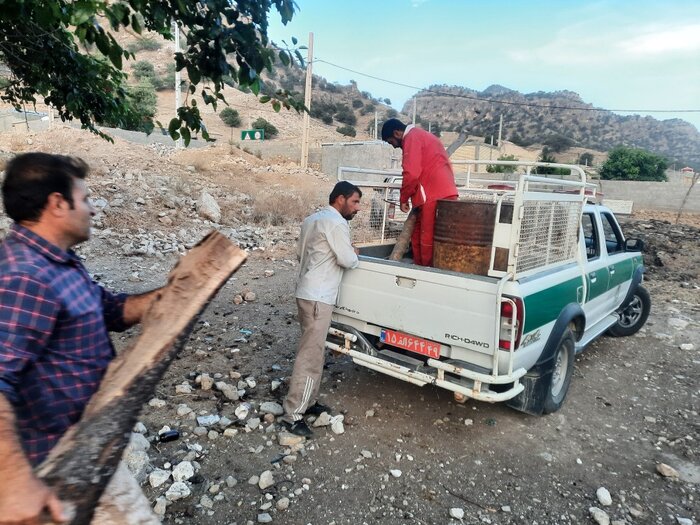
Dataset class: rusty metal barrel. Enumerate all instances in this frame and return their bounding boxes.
[433,199,512,275]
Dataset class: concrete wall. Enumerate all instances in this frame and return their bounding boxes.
[321,141,399,180]
[598,178,699,213]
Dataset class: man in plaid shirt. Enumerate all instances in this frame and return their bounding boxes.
[0,153,161,524]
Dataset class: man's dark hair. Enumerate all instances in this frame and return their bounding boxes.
[2,152,89,223]
[329,181,362,205]
[381,118,406,141]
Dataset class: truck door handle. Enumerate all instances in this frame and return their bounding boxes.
[608,266,616,275]
[395,276,416,289]
[588,272,597,283]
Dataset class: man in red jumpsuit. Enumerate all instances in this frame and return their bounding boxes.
[381,118,458,266]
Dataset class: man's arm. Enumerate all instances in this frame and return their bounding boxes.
[326,224,359,269]
[122,288,162,327]
[400,134,423,205]
[100,287,163,330]
[0,394,66,524]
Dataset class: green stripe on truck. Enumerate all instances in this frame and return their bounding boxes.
[523,277,582,333]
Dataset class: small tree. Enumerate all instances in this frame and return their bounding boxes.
[251,117,278,138]
[220,107,241,142]
[535,147,568,175]
[578,152,594,166]
[100,81,156,133]
[336,125,356,137]
[487,155,518,173]
[600,146,668,181]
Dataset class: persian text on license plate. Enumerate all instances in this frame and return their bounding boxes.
[380,329,441,359]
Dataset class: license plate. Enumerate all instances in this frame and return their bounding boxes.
[380,329,441,359]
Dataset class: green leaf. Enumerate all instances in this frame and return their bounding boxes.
[181,126,191,146]
[278,50,290,67]
[292,36,298,45]
[131,14,142,34]
[108,44,123,69]
[250,78,260,96]
[168,117,180,134]
[259,95,271,103]
[187,65,201,85]
[170,130,181,140]
[272,100,281,112]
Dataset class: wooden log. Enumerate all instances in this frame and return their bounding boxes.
[36,231,247,525]
[389,208,417,261]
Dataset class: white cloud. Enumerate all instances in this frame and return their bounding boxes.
[618,24,700,56]
[507,22,700,66]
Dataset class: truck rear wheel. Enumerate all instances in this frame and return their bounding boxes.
[607,285,651,337]
[542,329,575,414]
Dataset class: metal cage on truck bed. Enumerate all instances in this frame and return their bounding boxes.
[345,160,597,280]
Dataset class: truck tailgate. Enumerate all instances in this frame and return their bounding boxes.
[334,258,501,355]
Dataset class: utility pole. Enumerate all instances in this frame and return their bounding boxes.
[497,114,503,151]
[173,21,183,148]
[374,111,378,140]
[412,97,416,125]
[300,32,314,168]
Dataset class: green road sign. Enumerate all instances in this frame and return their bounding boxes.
[241,129,265,141]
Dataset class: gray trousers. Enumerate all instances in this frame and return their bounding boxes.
[282,298,334,423]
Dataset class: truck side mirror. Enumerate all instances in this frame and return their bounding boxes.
[625,238,644,252]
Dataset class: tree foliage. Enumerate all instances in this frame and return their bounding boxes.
[336,125,356,137]
[578,152,594,166]
[101,81,156,133]
[600,146,668,181]
[535,147,569,175]
[543,133,574,153]
[0,0,305,144]
[219,107,242,128]
[251,117,278,138]
[486,155,518,173]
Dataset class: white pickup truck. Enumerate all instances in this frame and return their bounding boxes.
[326,161,649,415]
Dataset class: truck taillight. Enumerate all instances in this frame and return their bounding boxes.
[388,203,395,219]
[499,297,524,350]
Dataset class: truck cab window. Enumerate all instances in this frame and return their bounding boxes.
[601,213,625,254]
[582,213,599,260]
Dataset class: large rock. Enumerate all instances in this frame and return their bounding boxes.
[196,191,221,223]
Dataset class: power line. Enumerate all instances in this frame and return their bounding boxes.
[312,58,700,115]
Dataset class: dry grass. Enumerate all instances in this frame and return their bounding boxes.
[249,190,316,226]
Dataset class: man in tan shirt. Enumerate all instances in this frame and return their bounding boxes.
[282,182,362,437]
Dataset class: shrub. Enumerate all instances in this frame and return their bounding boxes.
[352,99,364,109]
[321,114,333,125]
[385,108,398,119]
[487,155,519,173]
[360,103,376,116]
[336,125,356,137]
[220,107,242,128]
[334,104,356,126]
[251,117,278,138]
[127,38,162,53]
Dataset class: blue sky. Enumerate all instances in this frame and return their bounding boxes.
[268,0,700,131]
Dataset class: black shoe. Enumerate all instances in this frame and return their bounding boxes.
[304,402,332,416]
[284,420,313,437]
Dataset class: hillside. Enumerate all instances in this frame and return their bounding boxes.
[404,85,700,169]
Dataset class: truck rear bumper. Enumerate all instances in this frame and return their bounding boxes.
[326,324,527,403]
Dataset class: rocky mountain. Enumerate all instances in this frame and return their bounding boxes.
[404,85,700,169]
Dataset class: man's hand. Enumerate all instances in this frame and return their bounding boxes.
[0,395,66,524]
[0,470,66,524]
[400,202,411,214]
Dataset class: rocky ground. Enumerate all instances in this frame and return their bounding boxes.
[0,129,698,525]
